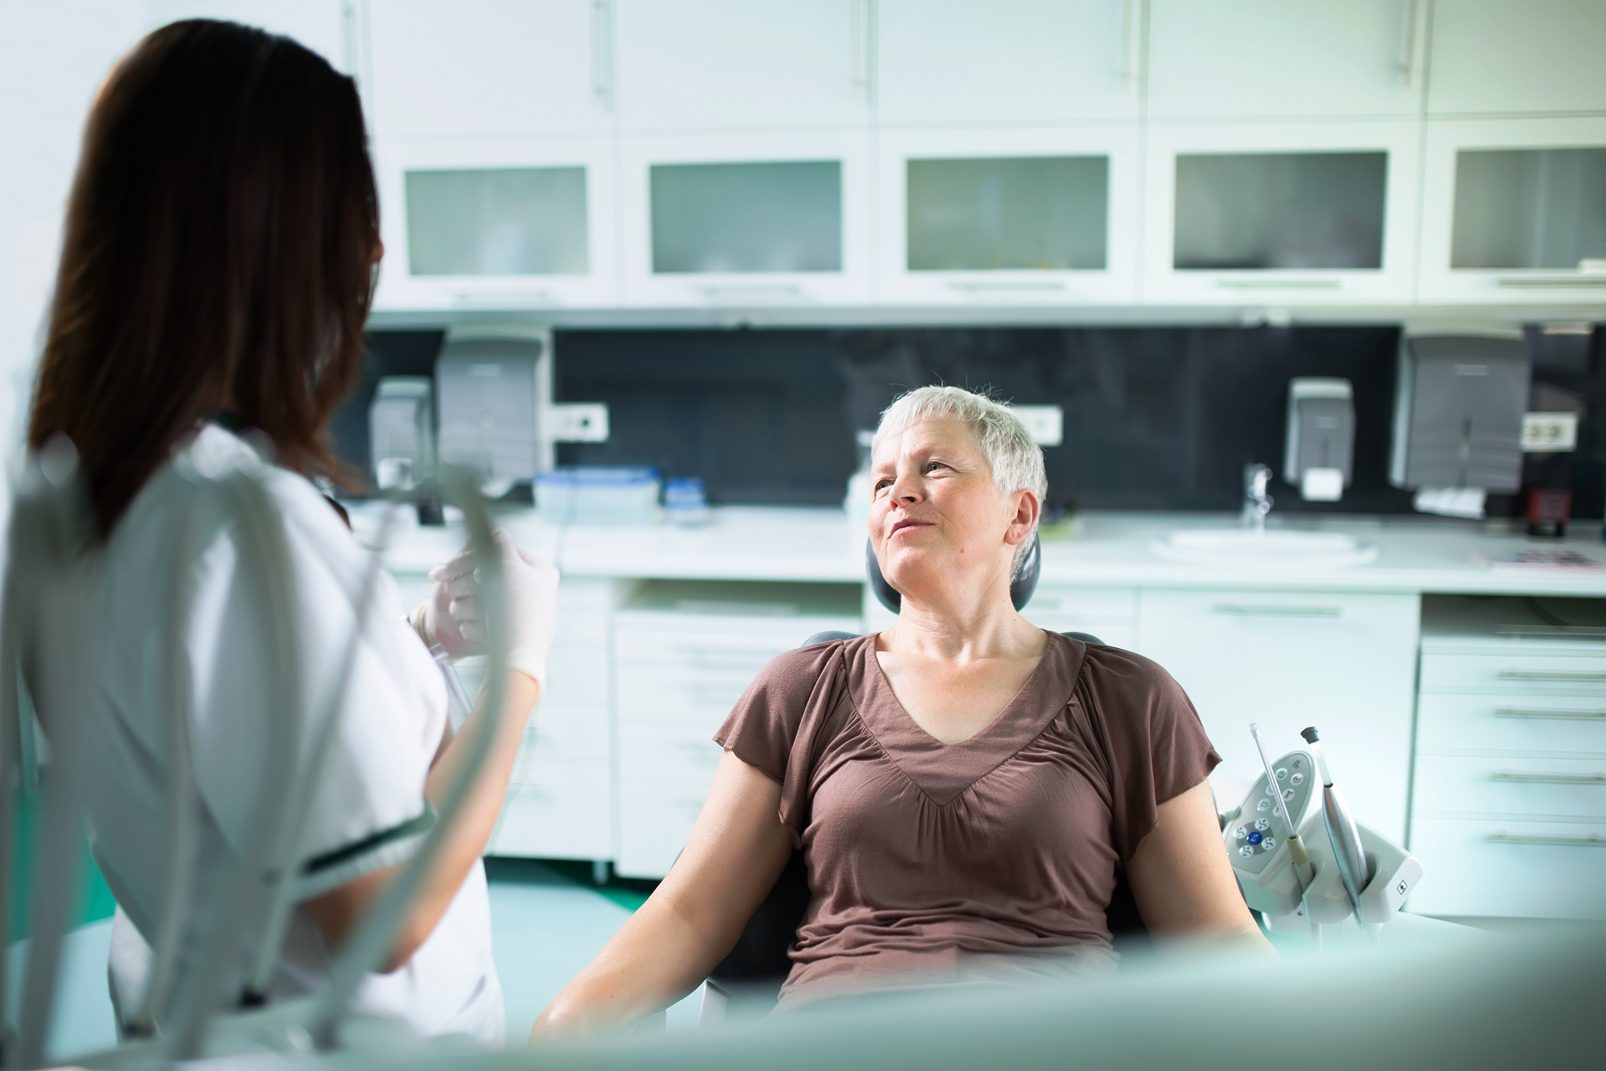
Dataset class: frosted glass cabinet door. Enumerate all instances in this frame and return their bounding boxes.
[1143,122,1420,304]
[621,132,872,306]
[373,139,619,310]
[366,0,612,139]
[1418,119,1606,305]
[1146,0,1426,119]
[876,127,1140,304]
[875,0,1141,125]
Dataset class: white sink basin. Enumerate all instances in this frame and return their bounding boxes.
[1149,529,1379,569]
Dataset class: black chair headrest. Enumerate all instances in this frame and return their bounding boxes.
[865,533,1040,615]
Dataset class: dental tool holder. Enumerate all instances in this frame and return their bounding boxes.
[1246,815,1422,928]
[1222,749,1423,933]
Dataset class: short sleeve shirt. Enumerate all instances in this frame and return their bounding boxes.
[713,631,1221,1009]
[22,425,502,1041]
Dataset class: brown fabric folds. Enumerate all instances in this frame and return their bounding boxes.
[713,631,1222,1008]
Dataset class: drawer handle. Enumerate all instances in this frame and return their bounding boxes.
[1494,707,1606,721]
[1491,771,1606,786]
[1496,671,1606,684]
[1210,604,1342,619]
[1495,275,1606,289]
[1213,279,1343,290]
[1486,832,1606,848]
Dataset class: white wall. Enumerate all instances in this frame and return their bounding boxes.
[0,1,147,463]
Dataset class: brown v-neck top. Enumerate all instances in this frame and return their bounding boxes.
[713,631,1221,1009]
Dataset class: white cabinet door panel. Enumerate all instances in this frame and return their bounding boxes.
[1147,0,1424,119]
[1427,0,1606,116]
[491,767,612,861]
[614,0,867,132]
[875,0,1139,125]
[1137,590,1419,841]
[367,0,611,138]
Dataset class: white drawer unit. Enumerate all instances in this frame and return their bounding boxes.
[1410,596,1606,919]
[491,769,613,862]
[612,580,861,878]
[1403,817,1606,921]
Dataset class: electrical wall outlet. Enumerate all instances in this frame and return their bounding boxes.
[549,402,610,443]
[1013,404,1064,447]
[1520,412,1578,453]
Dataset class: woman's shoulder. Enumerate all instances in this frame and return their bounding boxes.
[749,633,866,697]
[1052,633,1189,710]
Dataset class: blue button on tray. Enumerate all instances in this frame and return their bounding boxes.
[1247,831,1263,846]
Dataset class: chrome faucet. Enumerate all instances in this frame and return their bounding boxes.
[1242,463,1274,533]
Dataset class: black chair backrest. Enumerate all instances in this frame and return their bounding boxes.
[708,536,1142,1003]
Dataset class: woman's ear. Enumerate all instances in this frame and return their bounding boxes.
[1003,489,1040,545]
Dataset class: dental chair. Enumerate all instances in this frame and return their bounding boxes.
[700,536,1145,1022]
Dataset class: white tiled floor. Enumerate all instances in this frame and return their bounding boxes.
[5,861,699,1063]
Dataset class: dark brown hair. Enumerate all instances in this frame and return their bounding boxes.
[27,19,378,537]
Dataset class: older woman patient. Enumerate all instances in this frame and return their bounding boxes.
[536,385,1267,1030]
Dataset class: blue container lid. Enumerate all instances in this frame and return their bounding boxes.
[536,466,660,487]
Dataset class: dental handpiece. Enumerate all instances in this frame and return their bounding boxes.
[1249,723,1313,891]
[1300,726,1373,917]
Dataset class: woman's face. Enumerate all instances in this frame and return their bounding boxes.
[868,416,1030,599]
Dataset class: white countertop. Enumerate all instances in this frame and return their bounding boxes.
[347,504,1606,597]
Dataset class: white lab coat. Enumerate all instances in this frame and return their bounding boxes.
[28,424,503,1042]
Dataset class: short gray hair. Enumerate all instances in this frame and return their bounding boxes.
[873,385,1047,576]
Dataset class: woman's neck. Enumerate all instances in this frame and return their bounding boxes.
[881,584,1042,663]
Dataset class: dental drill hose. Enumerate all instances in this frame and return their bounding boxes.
[1300,726,1373,920]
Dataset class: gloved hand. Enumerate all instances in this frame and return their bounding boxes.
[410,529,560,685]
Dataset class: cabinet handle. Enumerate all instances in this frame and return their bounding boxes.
[1495,275,1606,289]
[946,280,1068,294]
[451,289,559,306]
[849,0,874,104]
[691,283,807,300]
[1398,0,1426,87]
[1490,771,1606,786]
[1493,707,1606,721]
[1214,279,1343,290]
[590,1,613,108]
[341,0,359,80]
[1496,671,1606,684]
[1486,832,1606,848]
[1210,604,1343,619]
[1121,0,1144,92]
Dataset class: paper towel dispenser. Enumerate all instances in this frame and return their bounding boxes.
[1389,328,1530,492]
[435,333,543,495]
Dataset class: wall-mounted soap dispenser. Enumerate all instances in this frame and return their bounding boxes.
[1285,378,1354,502]
[1389,327,1530,492]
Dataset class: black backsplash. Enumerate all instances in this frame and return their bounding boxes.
[552,325,1605,518]
[345,324,1605,519]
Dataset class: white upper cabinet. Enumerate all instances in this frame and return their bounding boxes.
[145,0,353,71]
[875,0,1141,125]
[1427,0,1606,115]
[876,126,1140,304]
[1417,118,1606,304]
[1147,0,1426,119]
[1143,121,1421,304]
[620,132,872,306]
[613,0,869,132]
[373,137,619,310]
[366,0,613,139]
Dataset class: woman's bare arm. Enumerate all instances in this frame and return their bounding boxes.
[1126,780,1272,948]
[531,750,794,1036]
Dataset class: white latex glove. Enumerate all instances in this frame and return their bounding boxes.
[411,529,560,685]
